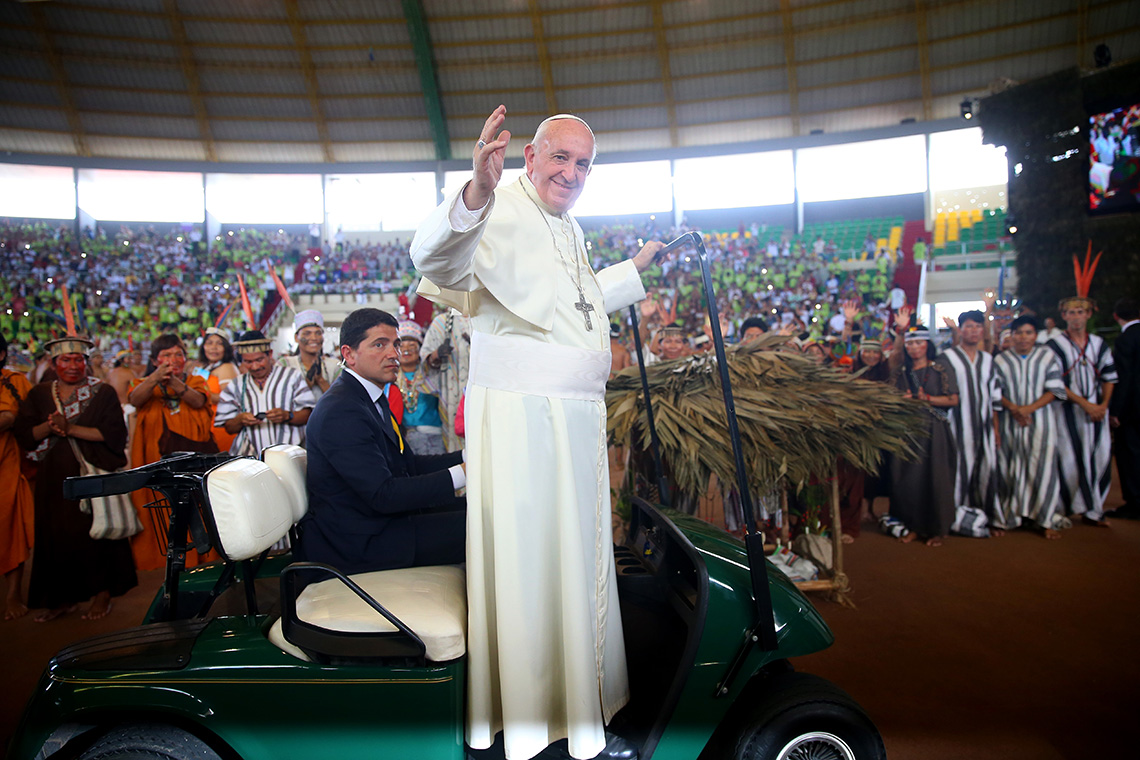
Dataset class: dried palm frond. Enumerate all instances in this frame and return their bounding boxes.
[607,333,927,500]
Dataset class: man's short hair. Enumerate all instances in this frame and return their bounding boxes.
[740,316,770,334]
[958,310,985,326]
[340,308,399,350]
[1114,298,1139,322]
[1010,315,1039,332]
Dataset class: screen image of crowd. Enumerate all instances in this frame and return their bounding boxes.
[1,209,1134,621]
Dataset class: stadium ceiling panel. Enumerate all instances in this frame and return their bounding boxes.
[0,0,1137,163]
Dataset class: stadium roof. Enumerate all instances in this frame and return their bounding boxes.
[1,0,1137,166]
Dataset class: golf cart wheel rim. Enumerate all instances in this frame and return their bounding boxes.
[775,730,856,760]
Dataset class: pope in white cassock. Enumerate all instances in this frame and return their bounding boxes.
[410,106,664,760]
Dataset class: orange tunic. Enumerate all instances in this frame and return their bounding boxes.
[206,373,237,454]
[129,374,219,572]
[0,369,34,576]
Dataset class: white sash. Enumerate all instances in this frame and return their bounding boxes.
[468,332,610,401]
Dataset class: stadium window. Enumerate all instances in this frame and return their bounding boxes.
[797,135,927,202]
[326,173,437,232]
[442,168,526,204]
[78,168,204,224]
[929,127,1008,191]
[0,163,76,220]
[674,151,794,211]
[205,173,322,224]
[571,160,672,217]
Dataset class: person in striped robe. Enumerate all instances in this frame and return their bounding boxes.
[938,310,1004,537]
[214,331,317,456]
[994,316,1068,538]
[1047,298,1117,525]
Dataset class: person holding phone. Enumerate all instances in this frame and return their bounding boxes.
[214,331,316,456]
[279,310,341,399]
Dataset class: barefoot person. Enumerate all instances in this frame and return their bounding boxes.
[883,310,958,547]
[412,106,664,760]
[0,333,34,620]
[13,336,137,622]
[994,316,1068,538]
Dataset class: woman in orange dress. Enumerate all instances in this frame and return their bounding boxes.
[127,335,216,572]
[191,328,240,453]
[0,333,34,620]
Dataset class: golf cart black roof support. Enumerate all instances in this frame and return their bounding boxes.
[626,303,671,508]
[645,232,779,654]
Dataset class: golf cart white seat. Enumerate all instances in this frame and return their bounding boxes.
[206,447,465,664]
[268,566,467,663]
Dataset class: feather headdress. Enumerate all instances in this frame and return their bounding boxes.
[1059,241,1103,311]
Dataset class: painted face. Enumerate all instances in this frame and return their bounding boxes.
[524,120,594,214]
[959,319,984,345]
[342,324,401,386]
[660,334,686,360]
[155,345,186,376]
[905,340,928,360]
[1012,323,1038,354]
[203,334,226,362]
[53,352,87,384]
[240,350,273,382]
[398,337,421,369]
[860,348,883,366]
[1062,306,1090,332]
[296,325,324,355]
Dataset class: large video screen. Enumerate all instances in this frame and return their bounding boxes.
[1088,103,1140,213]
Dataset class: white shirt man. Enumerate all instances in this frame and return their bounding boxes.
[411,107,661,760]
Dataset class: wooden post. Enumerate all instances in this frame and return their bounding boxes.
[831,461,843,578]
[780,484,791,544]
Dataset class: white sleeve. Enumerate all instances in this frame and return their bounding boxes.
[409,182,493,291]
[597,258,647,315]
[448,463,466,490]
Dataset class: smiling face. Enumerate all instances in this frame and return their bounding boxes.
[240,350,273,383]
[524,119,595,213]
[660,333,686,361]
[295,325,324,356]
[860,347,883,366]
[398,337,421,371]
[342,324,401,386]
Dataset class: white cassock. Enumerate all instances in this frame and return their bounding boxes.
[411,175,646,760]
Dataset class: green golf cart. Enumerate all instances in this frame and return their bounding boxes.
[7,233,886,760]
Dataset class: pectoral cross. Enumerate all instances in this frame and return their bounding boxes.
[574,288,595,331]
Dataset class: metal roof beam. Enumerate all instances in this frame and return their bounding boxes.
[28,6,88,157]
[778,0,801,137]
[915,0,933,121]
[650,0,679,147]
[401,0,451,161]
[164,0,216,162]
[284,0,334,162]
[527,0,559,114]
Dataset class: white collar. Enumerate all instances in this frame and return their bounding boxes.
[344,367,386,404]
[1123,320,1140,332]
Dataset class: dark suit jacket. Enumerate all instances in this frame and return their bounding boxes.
[1110,322,1140,422]
[297,372,463,574]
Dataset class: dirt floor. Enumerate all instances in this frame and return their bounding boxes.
[2,478,1136,759]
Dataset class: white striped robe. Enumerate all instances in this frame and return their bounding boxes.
[1046,332,1117,519]
[214,364,317,455]
[993,347,1067,529]
[938,346,1003,533]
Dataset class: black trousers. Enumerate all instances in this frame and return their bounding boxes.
[1114,419,1140,508]
[409,509,467,567]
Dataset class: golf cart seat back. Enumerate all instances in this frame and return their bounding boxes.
[268,565,467,663]
[205,458,295,561]
[261,444,308,524]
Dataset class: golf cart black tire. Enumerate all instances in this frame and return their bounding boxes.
[732,672,885,760]
[77,724,223,760]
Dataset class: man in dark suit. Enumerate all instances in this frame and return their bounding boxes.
[297,308,466,574]
[1109,298,1140,519]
